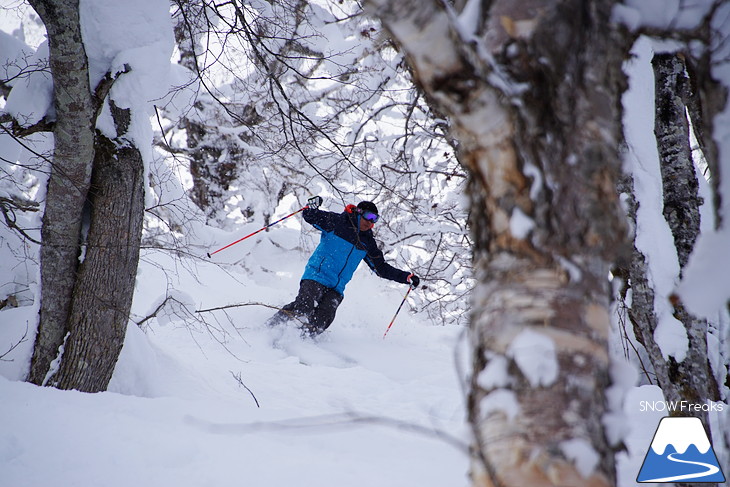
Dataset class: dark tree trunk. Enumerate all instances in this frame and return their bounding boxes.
[653,54,702,270]
[683,48,727,225]
[52,105,145,392]
[627,54,719,437]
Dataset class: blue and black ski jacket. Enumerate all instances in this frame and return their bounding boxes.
[301,207,411,295]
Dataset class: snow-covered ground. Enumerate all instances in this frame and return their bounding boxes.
[2,211,724,487]
[0,218,471,487]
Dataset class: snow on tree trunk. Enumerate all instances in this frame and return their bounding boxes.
[627,54,719,425]
[27,0,96,385]
[366,0,629,485]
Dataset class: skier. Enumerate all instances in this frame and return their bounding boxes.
[268,196,420,337]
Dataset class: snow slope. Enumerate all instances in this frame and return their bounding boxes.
[0,218,471,487]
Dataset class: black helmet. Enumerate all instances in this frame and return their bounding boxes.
[357,201,378,214]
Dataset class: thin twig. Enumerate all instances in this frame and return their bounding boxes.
[230,370,261,408]
[196,301,281,314]
[0,321,29,361]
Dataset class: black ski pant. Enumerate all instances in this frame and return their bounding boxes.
[271,279,344,336]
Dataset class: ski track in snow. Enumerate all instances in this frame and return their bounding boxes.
[641,453,721,483]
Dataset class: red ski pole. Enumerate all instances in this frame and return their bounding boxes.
[383,285,413,339]
[207,206,308,258]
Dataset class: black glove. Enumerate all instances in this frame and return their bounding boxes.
[408,274,420,288]
[307,195,323,210]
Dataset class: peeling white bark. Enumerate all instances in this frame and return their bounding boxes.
[367,0,629,485]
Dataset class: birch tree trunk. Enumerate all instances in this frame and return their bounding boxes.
[366,0,629,485]
[27,0,96,385]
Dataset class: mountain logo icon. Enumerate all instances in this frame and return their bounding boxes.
[637,416,726,483]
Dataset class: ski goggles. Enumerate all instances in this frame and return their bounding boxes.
[361,211,379,223]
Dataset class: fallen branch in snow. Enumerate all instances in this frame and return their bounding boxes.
[196,301,281,313]
[196,301,309,329]
[229,370,260,408]
[136,294,196,329]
